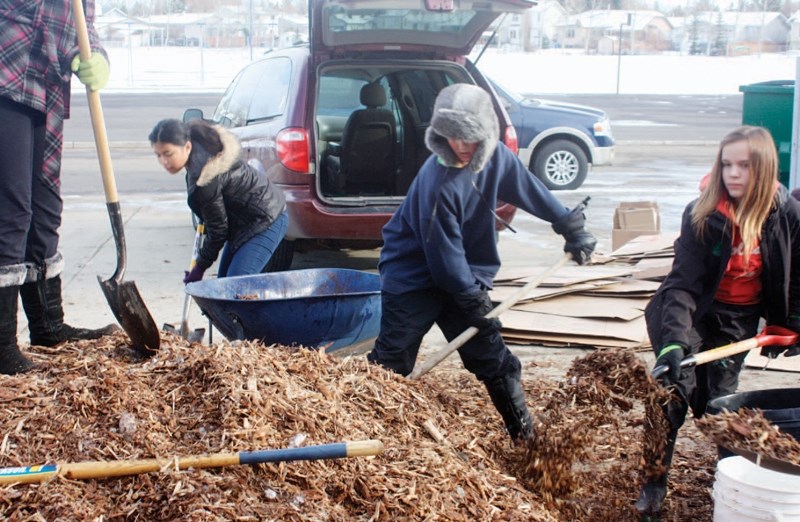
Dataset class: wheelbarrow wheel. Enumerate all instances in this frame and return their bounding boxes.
[262,239,294,273]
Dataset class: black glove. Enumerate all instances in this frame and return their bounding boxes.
[761,317,800,358]
[655,344,685,383]
[452,289,502,333]
[551,198,597,265]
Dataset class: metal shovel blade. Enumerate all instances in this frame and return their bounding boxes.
[100,275,160,355]
[96,202,160,356]
[722,444,800,476]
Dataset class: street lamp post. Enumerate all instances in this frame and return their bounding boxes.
[249,0,254,61]
[616,14,632,95]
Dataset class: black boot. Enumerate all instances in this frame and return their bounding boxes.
[20,275,120,347]
[0,285,35,375]
[635,428,678,516]
[484,375,534,440]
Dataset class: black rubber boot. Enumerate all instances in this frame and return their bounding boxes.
[635,428,678,516]
[20,275,120,347]
[484,374,534,441]
[0,285,35,375]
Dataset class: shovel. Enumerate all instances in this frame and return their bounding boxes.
[0,439,383,485]
[163,223,206,343]
[408,253,573,379]
[651,325,799,379]
[72,0,160,356]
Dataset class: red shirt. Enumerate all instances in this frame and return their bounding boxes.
[714,197,762,305]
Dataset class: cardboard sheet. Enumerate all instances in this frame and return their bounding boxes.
[501,309,649,344]
[610,233,678,259]
[495,264,636,286]
[503,330,646,350]
[577,279,661,296]
[744,350,800,373]
[490,280,618,303]
[513,295,649,321]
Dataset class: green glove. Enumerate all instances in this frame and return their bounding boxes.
[71,52,109,91]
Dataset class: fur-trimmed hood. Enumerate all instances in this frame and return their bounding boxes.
[195,126,242,187]
[424,83,499,172]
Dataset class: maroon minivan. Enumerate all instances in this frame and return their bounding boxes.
[185,0,533,271]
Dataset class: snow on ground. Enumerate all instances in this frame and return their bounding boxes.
[95,46,800,96]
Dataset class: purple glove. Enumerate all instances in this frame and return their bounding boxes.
[183,265,205,284]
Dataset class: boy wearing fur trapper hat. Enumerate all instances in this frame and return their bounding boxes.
[367,83,596,441]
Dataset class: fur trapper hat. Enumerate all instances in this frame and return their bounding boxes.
[424,83,499,172]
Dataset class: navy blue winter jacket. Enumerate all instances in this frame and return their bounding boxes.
[379,143,570,295]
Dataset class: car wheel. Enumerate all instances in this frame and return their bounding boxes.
[262,239,295,272]
[532,140,588,190]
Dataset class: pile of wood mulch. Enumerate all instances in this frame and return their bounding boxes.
[0,335,718,521]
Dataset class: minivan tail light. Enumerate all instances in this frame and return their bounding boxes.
[276,128,310,173]
[504,126,519,155]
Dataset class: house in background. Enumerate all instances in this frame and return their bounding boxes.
[95,8,150,47]
[524,0,569,51]
[554,10,673,54]
[488,11,525,51]
[674,11,790,55]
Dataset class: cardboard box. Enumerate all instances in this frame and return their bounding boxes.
[612,202,660,251]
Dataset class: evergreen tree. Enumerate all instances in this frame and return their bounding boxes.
[711,11,727,55]
[688,15,702,55]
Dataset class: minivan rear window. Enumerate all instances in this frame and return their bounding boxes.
[326,6,475,35]
[321,4,496,50]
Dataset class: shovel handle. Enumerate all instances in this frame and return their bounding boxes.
[0,440,383,485]
[408,253,572,380]
[652,326,799,378]
[72,0,117,205]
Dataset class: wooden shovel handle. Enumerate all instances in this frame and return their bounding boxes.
[691,337,761,366]
[408,253,572,380]
[0,440,383,485]
[71,0,118,204]
[653,326,799,377]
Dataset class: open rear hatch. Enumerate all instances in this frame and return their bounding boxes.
[310,0,535,62]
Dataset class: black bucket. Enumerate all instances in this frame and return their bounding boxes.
[708,388,800,458]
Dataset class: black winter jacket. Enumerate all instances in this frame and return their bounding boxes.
[646,186,800,350]
[185,127,286,271]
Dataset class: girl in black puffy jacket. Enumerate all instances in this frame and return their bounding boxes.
[149,119,287,284]
[636,126,800,516]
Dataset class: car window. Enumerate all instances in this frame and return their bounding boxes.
[318,76,366,117]
[212,57,292,127]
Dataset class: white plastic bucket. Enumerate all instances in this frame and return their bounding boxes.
[713,456,800,521]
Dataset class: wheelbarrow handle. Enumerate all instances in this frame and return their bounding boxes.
[651,326,799,379]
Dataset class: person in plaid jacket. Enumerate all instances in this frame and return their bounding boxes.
[0,0,118,374]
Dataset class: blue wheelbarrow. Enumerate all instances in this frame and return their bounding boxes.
[185,268,381,352]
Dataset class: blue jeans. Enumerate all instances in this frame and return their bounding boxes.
[216,211,288,277]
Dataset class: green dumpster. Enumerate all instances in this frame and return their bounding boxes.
[739,80,794,187]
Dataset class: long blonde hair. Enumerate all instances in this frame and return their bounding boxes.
[691,126,779,260]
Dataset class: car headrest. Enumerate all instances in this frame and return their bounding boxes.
[360,82,386,108]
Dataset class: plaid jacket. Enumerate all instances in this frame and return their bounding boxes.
[0,0,104,187]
